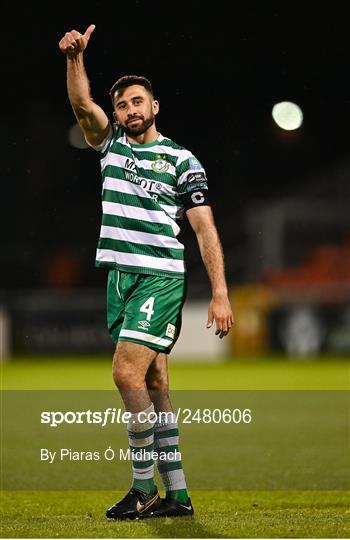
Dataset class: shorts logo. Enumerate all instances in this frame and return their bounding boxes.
[152,155,170,173]
[138,320,151,331]
[166,323,176,339]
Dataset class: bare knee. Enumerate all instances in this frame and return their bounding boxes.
[112,342,157,391]
[112,351,142,391]
[146,363,169,392]
[113,359,131,390]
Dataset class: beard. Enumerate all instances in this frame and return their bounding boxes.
[123,114,155,137]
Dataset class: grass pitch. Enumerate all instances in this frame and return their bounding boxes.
[2,355,349,390]
[1,356,349,538]
[1,490,349,538]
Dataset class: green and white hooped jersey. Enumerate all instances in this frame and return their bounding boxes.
[94,125,209,279]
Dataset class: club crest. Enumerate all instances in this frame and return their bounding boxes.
[151,155,170,173]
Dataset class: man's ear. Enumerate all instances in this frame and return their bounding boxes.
[113,111,119,125]
[152,100,159,115]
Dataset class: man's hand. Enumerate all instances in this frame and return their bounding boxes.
[59,24,96,58]
[207,294,234,339]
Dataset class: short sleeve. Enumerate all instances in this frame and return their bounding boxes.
[176,153,210,210]
[85,123,113,153]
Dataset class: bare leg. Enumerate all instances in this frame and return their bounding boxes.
[146,352,189,503]
[108,341,160,509]
[146,352,173,412]
[112,341,158,412]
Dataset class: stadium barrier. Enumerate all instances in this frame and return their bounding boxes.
[1,281,349,359]
[0,291,227,361]
[0,307,10,360]
[230,283,350,356]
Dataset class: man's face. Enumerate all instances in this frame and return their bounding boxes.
[113,85,159,136]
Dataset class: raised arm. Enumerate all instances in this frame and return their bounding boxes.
[187,206,234,338]
[59,25,110,147]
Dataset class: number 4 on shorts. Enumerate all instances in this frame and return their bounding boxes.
[140,297,155,321]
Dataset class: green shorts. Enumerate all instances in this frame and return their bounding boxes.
[107,269,187,354]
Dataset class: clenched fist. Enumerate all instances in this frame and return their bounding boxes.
[59,24,95,58]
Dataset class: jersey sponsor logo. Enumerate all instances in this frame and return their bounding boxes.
[124,170,163,194]
[191,191,205,204]
[138,320,151,331]
[125,158,136,171]
[151,155,170,173]
[189,157,202,170]
[166,323,176,339]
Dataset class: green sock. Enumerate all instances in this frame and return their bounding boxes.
[166,488,189,503]
[128,404,156,495]
[154,413,189,503]
[132,477,155,495]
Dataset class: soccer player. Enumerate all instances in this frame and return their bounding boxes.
[59,25,234,520]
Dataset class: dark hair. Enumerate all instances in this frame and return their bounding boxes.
[109,75,154,104]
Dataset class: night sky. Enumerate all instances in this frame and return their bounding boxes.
[2,1,349,291]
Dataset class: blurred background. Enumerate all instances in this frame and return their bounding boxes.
[1,1,349,361]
